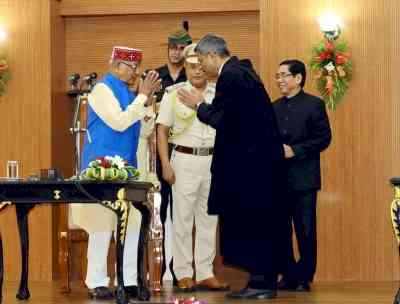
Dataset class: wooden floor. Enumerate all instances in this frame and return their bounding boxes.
[1,281,399,304]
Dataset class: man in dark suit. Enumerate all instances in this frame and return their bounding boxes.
[273,59,332,292]
[178,34,287,300]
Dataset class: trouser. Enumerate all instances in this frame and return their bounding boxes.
[282,190,318,283]
[85,230,139,289]
[171,150,217,281]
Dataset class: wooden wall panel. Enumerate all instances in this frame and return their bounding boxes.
[65,12,259,87]
[60,0,259,16]
[0,0,53,281]
[261,0,400,281]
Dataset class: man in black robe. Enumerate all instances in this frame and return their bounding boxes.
[178,34,286,300]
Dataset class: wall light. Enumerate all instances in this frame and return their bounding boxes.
[0,28,7,42]
[317,12,343,41]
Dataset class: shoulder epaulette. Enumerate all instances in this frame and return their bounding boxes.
[165,82,186,94]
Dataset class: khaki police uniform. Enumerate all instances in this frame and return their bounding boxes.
[156,80,217,281]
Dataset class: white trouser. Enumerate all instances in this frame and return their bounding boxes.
[85,230,139,289]
[163,204,173,281]
[171,151,218,281]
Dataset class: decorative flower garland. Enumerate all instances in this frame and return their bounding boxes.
[310,39,352,110]
[80,155,139,181]
[169,297,207,304]
[0,49,10,98]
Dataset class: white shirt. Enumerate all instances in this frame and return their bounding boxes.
[156,81,216,147]
[88,83,154,135]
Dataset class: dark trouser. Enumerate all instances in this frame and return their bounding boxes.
[281,190,317,283]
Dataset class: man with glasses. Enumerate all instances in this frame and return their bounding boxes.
[71,46,160,300]
[152,28,192,284]
[273,59,331,292]
[178,34,287,300]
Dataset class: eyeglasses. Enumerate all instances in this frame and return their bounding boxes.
[274,73,293,81]
[120,62,137,72]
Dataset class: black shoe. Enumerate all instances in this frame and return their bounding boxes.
[295,281,311,292]
[277,278,298,290]
[226,287,277,299]
[124,285,138,298]
[88,286,114,300]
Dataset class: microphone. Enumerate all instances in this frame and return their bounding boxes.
[67,73,81,97]
[82,72,97,82]
[68,73,80,84]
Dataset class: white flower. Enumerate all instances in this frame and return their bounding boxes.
[111,155,126,169]
[324,62,335,72]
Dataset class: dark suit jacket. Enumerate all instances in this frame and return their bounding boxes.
[197,56,286,273]
[273,91,332,192]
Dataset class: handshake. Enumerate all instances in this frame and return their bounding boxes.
[139,70,162,107]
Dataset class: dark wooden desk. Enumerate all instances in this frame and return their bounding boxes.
[0,180,153,304]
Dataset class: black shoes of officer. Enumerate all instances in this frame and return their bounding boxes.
[88,286,114,300]
[124,285,138,298]
[226,287,277,299]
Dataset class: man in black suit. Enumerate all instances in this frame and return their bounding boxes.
[178,34,287,300]
[273,59,332,292]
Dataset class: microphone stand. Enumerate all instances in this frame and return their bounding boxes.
[68,88,90,179]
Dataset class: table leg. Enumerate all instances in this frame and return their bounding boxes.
[390,192,400,304]
[102,189,131,304]
[15,204,34,300]
[0,233,3,304]
[133,201,151,301]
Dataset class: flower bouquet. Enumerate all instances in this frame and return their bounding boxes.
[80,155,139,181]
[310,39,352,110]
[0,49,10,98]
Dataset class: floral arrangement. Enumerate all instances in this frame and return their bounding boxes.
[0,49,10,98]
[169,297,207,304]
[310,38,352,110]
[80,155,139,181]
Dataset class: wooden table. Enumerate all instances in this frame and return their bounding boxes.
[0,180,154,304]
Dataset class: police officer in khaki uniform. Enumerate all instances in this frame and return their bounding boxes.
[157,43,229,292]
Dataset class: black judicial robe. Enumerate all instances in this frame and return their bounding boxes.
[197,57,286,274]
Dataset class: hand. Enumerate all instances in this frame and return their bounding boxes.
[283,144,295,158]
[162,163,176,185]
[177,88,204,110]
[144,94,156,107]
[139,70,161,97]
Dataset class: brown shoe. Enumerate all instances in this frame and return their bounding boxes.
[177,277,196,292]
[196,277,230,291]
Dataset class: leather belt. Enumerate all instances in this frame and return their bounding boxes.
[174,145,214,156]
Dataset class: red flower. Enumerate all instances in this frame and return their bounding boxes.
[316,51,333,62]
[335,54,347,65]
[96,157,111,168]
[0,60,8,72]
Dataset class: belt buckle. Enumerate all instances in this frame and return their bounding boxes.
[195,147,209,156]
